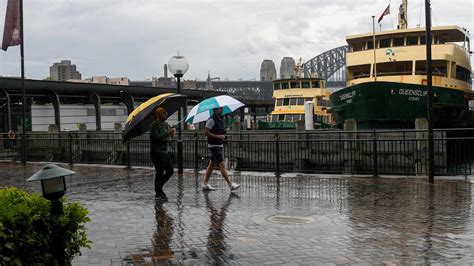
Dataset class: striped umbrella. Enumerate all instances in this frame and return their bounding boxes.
[123,93,187,141]
[185,95,244,124]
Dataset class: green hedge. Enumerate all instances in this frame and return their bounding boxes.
[0,187,91,265]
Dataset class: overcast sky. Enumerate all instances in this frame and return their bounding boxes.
[0,0,472,81]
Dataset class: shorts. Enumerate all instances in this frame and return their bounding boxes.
[209,147,224,163]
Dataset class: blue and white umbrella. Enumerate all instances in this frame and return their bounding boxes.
[185,95,244,124]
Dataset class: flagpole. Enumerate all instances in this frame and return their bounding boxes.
[372,16,377,82]
[19,0,26,165]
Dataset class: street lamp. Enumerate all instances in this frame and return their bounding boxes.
[168,54,189,174]
[27,164,75,265]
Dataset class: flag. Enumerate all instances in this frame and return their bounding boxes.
[2,0,21,51]
[377,4,390,24]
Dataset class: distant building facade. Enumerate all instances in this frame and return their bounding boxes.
[49,60,82,81]
[280,57,295,79]
[260,60,277,81]
[68,76,130,86]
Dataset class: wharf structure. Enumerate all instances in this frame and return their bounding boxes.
[0,77,222,132]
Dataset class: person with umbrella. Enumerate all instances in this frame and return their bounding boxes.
[150,107,176,200]
[202,107,240,192]
[123,93,186,200]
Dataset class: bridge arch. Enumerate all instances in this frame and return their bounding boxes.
[303,45,348,88]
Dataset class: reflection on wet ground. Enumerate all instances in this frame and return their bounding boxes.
[1,162,474,264]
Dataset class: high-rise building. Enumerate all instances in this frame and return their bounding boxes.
[280,57,295,79]
[49,60,82,81]
[260,60,276,81]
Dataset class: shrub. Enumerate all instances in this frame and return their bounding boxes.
[0,187,91,265]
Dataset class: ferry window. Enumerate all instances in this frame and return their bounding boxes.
[379,38,391,48]
[456,66,472,83]
[376,61,413,76]
[283,98,290,105]
[420,35,426,45]
[351,44,364,52]
[348,64,371,79]
[282,82,289,89]
[434,35,442,44]
[301,81,310,88]
[289,98,297,105]
[322,116,328,124]
[273,83,281,90]
[297,98,305,105]
[416,60,447,77]
[290,81,300,88]
[278,114,285,121]
[311,81,320,88]
[276,99,283,106]
[316,98,325,106]
[432,60,447,76]
[393,37,404,47]
[406,36,418,45]
[367,40,374,50]
[415,61,427,75]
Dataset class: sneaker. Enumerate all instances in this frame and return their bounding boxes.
[202,184,216,191]
[230,183,241,191]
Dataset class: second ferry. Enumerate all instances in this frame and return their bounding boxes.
[265,59,334,129]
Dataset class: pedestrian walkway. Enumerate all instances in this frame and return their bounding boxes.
[1,162,474,265]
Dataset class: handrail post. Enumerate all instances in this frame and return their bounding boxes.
[275,132,280,174]
[69,132,73,165]
[373,129,378,177]
[126,140,131,169]
[194,131,199,172]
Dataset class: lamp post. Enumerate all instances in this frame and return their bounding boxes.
[168,54,189,174]
[27,164,75,265]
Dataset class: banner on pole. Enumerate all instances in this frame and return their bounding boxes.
[2,0,21,51]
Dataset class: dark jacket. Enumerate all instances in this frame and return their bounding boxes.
[150,120,170,153]
[207,113,225,145]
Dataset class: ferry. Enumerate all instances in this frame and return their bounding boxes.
[265,59,334,129]
[330,0,472,129]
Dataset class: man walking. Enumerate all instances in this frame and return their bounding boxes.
[150,107,175,200]
[202,107,240,192]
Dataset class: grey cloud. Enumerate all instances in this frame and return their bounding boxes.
[0,0,472,80]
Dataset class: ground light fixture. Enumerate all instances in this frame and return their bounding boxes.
[27,164,74,200]
[168,54,189,174]
[27,164,75,265]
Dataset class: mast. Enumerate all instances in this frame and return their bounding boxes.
[398,0,408,29]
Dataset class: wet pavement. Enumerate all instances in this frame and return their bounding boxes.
[1,162,474,265]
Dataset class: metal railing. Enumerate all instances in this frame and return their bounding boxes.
[1,128,473,176]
